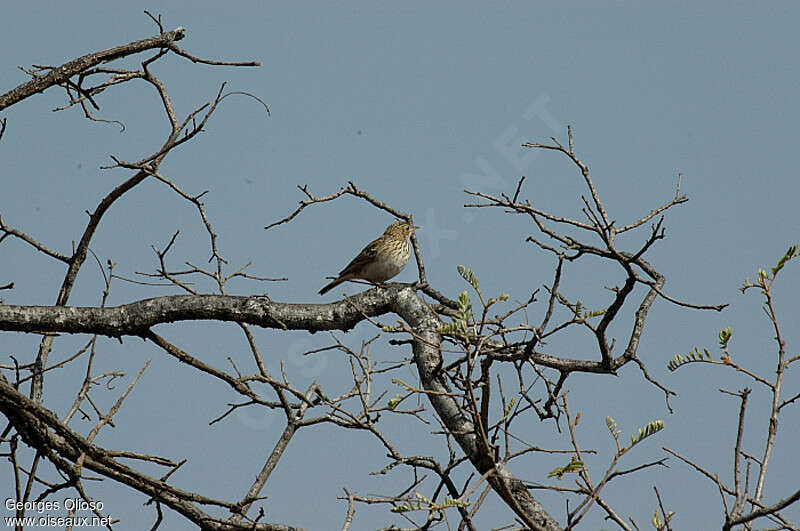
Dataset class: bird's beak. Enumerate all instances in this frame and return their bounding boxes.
[412,225,420,230]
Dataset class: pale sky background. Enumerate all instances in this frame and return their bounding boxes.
[1,2,799,530]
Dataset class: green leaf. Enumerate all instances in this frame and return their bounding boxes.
[771,244,799,276]
[487,293,510,306]
[667,347,716,371]
[441,496,469,508]
[457,265,480,290]
[504,397,516,416]
[652,509,662,529]
[630,420,664,446]
[548,457,584,479]
[437,323,461,336]
[583,309,607,320]
[718,327,732,349]
[457,290,472,311]
[387,393,404,410]
[605,416,621,441]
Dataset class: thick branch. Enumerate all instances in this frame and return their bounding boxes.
[0,374,295,531]
[0,29,185,111]
[0,286,563,529]
[0,291,397,336]
[393,291,562,530]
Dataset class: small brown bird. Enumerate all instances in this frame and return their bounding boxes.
[318,220,418,295]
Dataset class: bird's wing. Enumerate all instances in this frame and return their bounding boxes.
[338,238,380,276]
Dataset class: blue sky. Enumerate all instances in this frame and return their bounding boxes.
[1,3,798,529]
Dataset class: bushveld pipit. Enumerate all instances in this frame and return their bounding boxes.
[318,220,418,295]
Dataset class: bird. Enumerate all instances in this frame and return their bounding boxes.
[318,220,418,295]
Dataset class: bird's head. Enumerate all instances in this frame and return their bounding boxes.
[384,220,419,239]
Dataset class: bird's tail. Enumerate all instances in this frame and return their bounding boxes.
[318,276,347,295]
